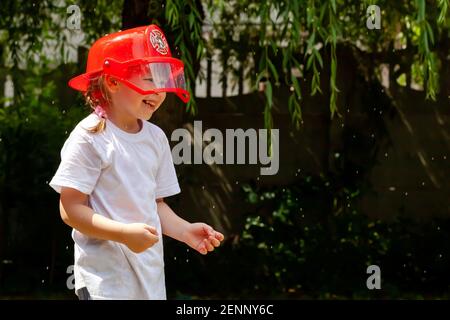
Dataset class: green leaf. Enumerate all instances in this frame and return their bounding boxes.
[188,12,195,29]
[425,22,434,45]
[267,58,279,83]
[314,49,323,68]
[306,54,314,70]
[265,81,273,109]
[196,44,203,60]
[329,0,336,13]
[291,73,302,98]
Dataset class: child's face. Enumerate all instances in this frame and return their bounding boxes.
[105,72,166,121]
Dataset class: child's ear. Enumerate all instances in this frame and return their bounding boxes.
[104,75,120,93]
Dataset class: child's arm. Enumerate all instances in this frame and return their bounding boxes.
[60,186,159,253]
[156,198,224,255]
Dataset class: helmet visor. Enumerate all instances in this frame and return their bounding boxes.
[126,62,186,92]
[104,58,190,102]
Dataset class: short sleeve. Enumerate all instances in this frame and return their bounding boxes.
[155,131,180,199]
[49,129,102,195]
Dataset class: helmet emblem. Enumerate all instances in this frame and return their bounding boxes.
[150,29,168,55]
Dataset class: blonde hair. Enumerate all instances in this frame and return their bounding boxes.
[84,75,111,133]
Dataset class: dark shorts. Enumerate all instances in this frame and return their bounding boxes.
[77,287,92,300]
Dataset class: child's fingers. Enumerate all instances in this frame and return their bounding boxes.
[204,239,214,252]
[202,224,215,237]
[196,240,208,255]
[214,231,224,242]
[209,236,220,247]
[144,225,158,235]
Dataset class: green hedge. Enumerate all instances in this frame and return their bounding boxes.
[165,176,450,299]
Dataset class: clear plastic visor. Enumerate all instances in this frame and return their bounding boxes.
[124,62,186,92]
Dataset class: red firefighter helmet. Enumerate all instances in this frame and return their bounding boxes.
[68,24,190,103]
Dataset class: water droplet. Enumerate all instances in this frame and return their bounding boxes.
[334,153,340,158]
[389,186,396,191]
[202,185,205,190]
[186,259,189,263]
[384,153,388,157]
[235,181,239,185]
[212,205,215,209]
[66,246,69,250]
[443,155,447,160]
[46,266,49,270]
[404,192,408,196]
[45,181,48,184]
[422,182,425,186]
[174,256,177,260]
[41,280,45,284]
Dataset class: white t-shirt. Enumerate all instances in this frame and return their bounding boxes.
[49,113,180,300]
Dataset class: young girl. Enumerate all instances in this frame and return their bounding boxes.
[49,24,224,300]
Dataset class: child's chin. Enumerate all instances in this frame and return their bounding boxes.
[141,113,153,121]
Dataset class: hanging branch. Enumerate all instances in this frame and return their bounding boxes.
[280,0,303,129]
[416,0,439,100]
[437,0,449,25]
[328,0,340,118]
[166,0,206,114]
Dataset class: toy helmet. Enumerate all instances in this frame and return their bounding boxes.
[68,24,190,103]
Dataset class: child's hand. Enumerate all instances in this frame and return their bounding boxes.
[182,223,224,255]
[120,223,159,253]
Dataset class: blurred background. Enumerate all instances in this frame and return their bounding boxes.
[0,0,449,299]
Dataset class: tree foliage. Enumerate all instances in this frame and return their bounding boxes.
[1,0,449,129]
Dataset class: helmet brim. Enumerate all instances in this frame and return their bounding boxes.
[68,70,102,92]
